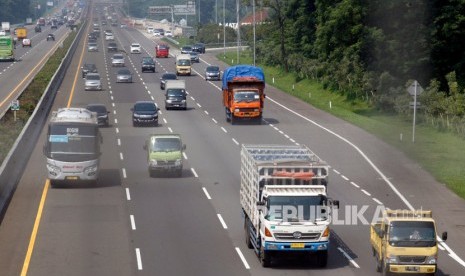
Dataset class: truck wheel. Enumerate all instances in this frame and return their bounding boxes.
[244,220,253,249]
[375,256,382,272]
[382,263,391,276]
[256,115,262,125]
[316,251,328,267]
[230,115,235,125]
[260,248,271,267]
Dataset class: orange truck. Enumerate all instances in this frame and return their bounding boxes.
[15,27,27,40]
[222,65,265,124]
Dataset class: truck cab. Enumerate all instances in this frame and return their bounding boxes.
[370,210,447,275]
[143,134,186,177]
[175,54,191,76]
[164,80,187,110]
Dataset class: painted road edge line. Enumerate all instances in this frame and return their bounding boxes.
[217,214,228,229]
[235,247,251,269]
[202,187,212,199]
[337,247,360,268]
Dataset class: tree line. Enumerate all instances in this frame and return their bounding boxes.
[0,0,55,24]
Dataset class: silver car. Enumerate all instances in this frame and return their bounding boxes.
[205,66,220,81]
[188,51,200,63]
[116,68,133,83]
[111,54,125,66]
[87,42,98,52]
[85,73,102,90]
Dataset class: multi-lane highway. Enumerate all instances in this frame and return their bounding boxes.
[0,4,464,276]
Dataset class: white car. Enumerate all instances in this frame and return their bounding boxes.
[22,38,32,47]
[0,30,5,36]
[153,30,161,36]
[111,54,125,67]
[165,30,173,37]
[105,34,114,41]
[146,27,154,34]
[130,43,141,54]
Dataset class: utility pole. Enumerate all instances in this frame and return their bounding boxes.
[236,0,240,64]
[216,0,218,24]
[252,0,256,66]
[198,0,201,23]
[223,0,226,58]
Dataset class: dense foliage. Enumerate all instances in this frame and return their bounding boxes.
[0,0,55,23]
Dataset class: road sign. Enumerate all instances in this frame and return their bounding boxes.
[408,80,423,96]
[148,6,171,14]
[10,100,19,111]
[173,3,196,15]
[409,101,421,108]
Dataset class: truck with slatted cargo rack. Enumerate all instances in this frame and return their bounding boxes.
[240,144,339,267]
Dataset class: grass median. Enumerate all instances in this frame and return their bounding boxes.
[217,51,465,199]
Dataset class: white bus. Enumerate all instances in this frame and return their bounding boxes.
[43,108,101,186]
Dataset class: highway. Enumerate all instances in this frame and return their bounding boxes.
[0,3,464,275]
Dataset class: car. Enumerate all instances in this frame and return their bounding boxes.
[104,29,112,36]
[155,44,169,58]
[131,101,159,127]
[88,32,98,40]
[22,38,32,47]
[51,23,58,29]
[180,45,192,54]
[87,42,98,52]
[165,30,173,37]
[141,57,155,73]
[84,73,102,90]
[146,27,154,34]
[153,30,161,36]
[101,20,107,26]
[105,33,114,40]
[81,63,98,78]
[188,51,200,63]
[0,30,5,36]
[130,43,141,54]
[156,29,164,36]
[116,68,133,83]
[120,23,127,28]
[192,43,206,54]
[34,25,41,33]
[111,53,125,66]
[205,66,221,81]
[160,73,177,90]
[86,104,109,127]
[107,42,117,52]
[46,34,55,41]
[93,23,99,27]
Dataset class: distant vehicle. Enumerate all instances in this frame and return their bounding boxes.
[43,108,101,186]
[81,63,98,78]
[0,30,5,36]
[37,18,46,26]
[164,80,187,110]
[107,42,117,52]
[188,51,199,63]
[165,30,173,37]
[131,101,159,127]
[175,54,191,76]
[46,34,55,41]
[51,23,58,29]
[192,43,205,54]
[116,68,133,83]
[105,33,114,41]
[143,134,185,177]
[156,29,164,36]
[141,56,155,73]
[1,22,10,34]
[111,53,125,66]
[84,73,102,90]
[153,30,161,36]
[160,72,177,90]
[87,42,98,52]
[146,27,154,34]
[180,45,192,54]
[120,23,127,28]
[130,43,141,54]
[155,44,169,58]
[205,66,220,81]
[101,20,107,26]
[21,38,32,47]
[86,104,109,127]
[34,25,42,33]
[15,27,27,40]
[104,29,112,35]
[0,35,15,61]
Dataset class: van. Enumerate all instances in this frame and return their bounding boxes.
[164,80,186,110]
[143,134,186,177]
[175,54,191,76]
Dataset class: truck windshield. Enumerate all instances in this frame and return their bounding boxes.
[265,195,327,222]
[46,125,100,162]
[152,138,181,152]
[177,59,190,66]
[167,89,185,97]
[389,221,436,247]
[234,91,260,103]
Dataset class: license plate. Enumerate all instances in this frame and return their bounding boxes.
[66,176,78,180]
[406,266,419,272]
[291,243,305,248]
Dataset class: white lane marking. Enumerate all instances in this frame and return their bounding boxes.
[235,247,251,269]
[372,198,383,205]
[114,118,118,124]
[341,175,349,181]
[279,130,284,134]
[163,118,167,124]
[115,128,119,134]
[438,244,445,251]
[333,169,341,175]
[350,181,360,188]
[337,247,360,268]
[110,95,114,100]
[147,90,151,95]
[125,188,131,200]
[130,215,136,230]
[151,95,154,101]
[120,152,124,160]
[168,127,173,133]
[122,168,127,179]
[202,187,212,199]
[109,90,112,94]
[190,96,195,101]
[113,110,116,114]
[284,134,289,138]
[191,168,198,178]
[182,152,188,160]
[117,138,121,146]
[158,110,163,115]
[212,118,217,124]
[232,138,239,145]
[135,248,143,270]
[221,127,227,133]
[217,214,228,229]
[447,250,465,268]
[361,189,371,196]
[197,103,202,108]
[204,110,209,115]
[112,102,115,107]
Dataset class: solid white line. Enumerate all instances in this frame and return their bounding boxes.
[217,214,228,229]
[202,187,212,199]
[235,247,251,269]
[372,198,383,205]
[232,138,239,145]
[191,168,198,177]
[212,118,217,124]
[221,127,227,133]
[182,152,188,160]
[333,169,340,175]
[337,247,360,268]
[361,189,371,196]
[135,248,143,270]
[122,168,127,179]
[273,126,279,131]
[130,215,136,230]
[125,188,131,201]
[350,181,360,188]
[117,138,121,146]
[120,152,124,160]
[163,118,167,124]
[168,127,173,133]
[204,110,209,115]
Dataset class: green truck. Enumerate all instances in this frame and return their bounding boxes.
[0,35,14,61]
[143,134,186,177]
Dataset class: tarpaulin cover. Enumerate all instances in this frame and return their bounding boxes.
[222,65,265,89]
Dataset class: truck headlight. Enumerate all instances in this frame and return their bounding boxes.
[425,255,437,264]
[386,254,399,264]
[175,159,182,166]
[254,109,260,112]
[149,160,157,166]
[234,109,240,113]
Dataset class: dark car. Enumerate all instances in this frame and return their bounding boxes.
[131,101,159,127]
[101,20,107,26]
[165,86,187,110]
[86,104,109,127]
[107,42,118,52]
[192,43,205,54]
[116,68,133,83]
[205,66,220,81]
[34,25,42,33]
[160,72,177,90]
[46,34,55,41]
[81,63,98,78]
[181,45,192,54]
[141,57,155,73]
[51,23,58,29]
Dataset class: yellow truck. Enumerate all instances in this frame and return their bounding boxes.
[15,27,27,40]
[370,210,447,275]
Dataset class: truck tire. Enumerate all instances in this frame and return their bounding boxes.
[260,247,271,267]
[316,251,328,267]
[255,115,262,125]
[230,115,235,125]
[382,263,391,276]
[375,257,382,272]
[244,219,253,249]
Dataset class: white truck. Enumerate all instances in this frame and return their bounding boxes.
[1,22,10,34]
[240,144,338,267]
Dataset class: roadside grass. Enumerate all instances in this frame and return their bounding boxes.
[218,51,465,199]
[0,28,78,164]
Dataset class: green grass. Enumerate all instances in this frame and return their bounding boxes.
[218,51,465,199]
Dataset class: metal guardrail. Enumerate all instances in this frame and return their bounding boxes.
[0,17,88,219]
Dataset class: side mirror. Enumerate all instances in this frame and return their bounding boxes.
[441,231,448,241]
